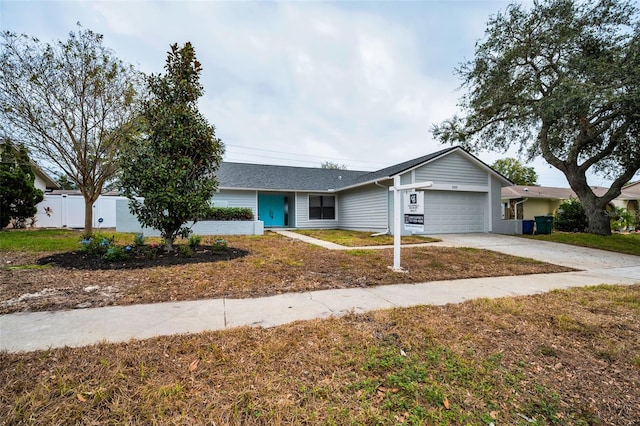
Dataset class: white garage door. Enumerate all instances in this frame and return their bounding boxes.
[423,191,486,233]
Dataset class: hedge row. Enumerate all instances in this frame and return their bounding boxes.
[199,207,254,221]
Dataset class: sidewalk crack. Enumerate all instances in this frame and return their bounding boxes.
[223,298,227,328]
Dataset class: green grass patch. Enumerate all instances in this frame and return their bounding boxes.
[293,229,440,247]
[345,249,374,256]
[1,264,51,271]
[525,232,640,256]
[0,229,141,252]
[0,229,84,252]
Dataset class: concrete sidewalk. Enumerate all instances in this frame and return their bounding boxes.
[1,234,639,353]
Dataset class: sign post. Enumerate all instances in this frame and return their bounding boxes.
[389,178,432,272]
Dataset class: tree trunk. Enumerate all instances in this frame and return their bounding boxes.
[581,200,611,236]
[84,198,94,237]
[559,164,613,236]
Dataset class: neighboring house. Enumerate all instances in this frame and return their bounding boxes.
[31,163,59,193]
[614,181,640,222]
[0,139,58,192]
[501,186,574,220]
[501,184,640,222]
[211,146,513,235]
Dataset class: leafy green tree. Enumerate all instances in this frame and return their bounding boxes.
[433,0,640,235]
[55,175,78,190]
[491,158,538,185]
[0,140,44,229]
[120,42,224,251]
[0,25,142,236]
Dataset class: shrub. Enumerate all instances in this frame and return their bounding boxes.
[145,243,160,260]
[555,199,588,232]
[188,234,202,248]
[104,246,129,262]
[200,207,254,221]
[133,233,145,247]
[212,239,229,252]
[79,234,115,256]
[608,207,634,231]
[178,245,193,257]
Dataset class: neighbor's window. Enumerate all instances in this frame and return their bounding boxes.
[309,195,335,220]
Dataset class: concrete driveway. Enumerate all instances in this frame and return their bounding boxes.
[428,233,640,275]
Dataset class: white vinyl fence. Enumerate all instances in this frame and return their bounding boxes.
[35,194,127,229]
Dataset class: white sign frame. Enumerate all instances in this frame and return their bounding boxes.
[404,191,424,232]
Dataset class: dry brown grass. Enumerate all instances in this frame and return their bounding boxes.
[292,228,439,246]
[0,232,571,314]
[1,284,638,425]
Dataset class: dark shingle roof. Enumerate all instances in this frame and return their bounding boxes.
[216,146,491,192]
[217,162,367,191]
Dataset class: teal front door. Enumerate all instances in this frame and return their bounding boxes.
[258,194,286,227]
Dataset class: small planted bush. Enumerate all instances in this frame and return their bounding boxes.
[104,246,129,262]
[188,234,202,248]
[79,234,115,256]
[133,233,145,247]
[212,239,229,252]
[178,245,193,258]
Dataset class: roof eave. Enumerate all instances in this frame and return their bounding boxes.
[217,186,337,193]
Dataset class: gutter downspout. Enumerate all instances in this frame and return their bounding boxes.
[371,180,390,236]
[513,198,528,234]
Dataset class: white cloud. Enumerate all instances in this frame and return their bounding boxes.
[0,0,576,185]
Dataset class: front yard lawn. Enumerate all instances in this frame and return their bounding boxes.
[1,284,638,425]
[0,230,572,314]
[526,232,640,256]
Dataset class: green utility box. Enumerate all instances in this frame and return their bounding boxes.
[534,215,554,234]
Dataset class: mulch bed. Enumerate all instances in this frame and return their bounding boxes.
[36,247,249,270]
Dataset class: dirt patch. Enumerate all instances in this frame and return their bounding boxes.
[1,233,574,314]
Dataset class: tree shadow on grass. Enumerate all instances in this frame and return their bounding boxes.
[36,247,250,270]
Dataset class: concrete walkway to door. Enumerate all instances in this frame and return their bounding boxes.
[1,233,638,353]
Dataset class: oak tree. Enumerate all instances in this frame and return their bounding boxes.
[433,0,640,235]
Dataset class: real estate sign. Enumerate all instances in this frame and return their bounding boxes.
[404,190,424,232]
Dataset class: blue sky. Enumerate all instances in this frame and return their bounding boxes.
[1,0,595,187]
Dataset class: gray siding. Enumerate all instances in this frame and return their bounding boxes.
[295,192,339,229]
[490,175,514,234]
[413,151,487,186]
[212,190,257,217]
[338,184,388,232]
